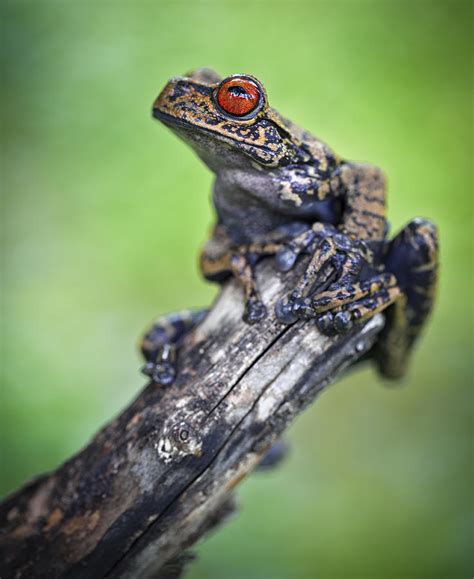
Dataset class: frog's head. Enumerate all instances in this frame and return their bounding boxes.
[152,68,316,171]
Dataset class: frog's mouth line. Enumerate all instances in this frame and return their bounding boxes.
[152,108,279,160]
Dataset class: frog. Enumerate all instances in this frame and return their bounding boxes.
[140,68,439,385]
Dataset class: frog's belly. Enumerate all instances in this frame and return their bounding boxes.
[214,189,342,245]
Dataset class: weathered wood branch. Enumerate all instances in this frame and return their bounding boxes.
[0,257,384,579]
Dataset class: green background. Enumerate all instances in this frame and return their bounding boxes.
[2,1,472,577]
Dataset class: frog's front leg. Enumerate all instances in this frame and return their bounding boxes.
[276,162,389,326]
[276,233,401,335]
[141,309,208,385]
[200,224,307,323]
[275,224,371,323]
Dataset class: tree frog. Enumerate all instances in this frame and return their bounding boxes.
[141,68,438,384]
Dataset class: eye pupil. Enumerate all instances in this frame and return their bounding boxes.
[216,76,262,117]
[227,86,250,98]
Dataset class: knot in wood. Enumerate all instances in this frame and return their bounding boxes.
[156,419,202,464]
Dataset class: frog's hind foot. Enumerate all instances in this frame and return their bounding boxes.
[374,218,439,379]
[142,343,176,386]
[140,309,208,385]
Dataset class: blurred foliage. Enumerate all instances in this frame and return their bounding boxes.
[1,1,472,577]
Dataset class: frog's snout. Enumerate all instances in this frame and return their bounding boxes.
[152,70,221,122]
[152,77,202,122]
[152,80,176,120]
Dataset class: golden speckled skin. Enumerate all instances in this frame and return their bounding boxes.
[142,69,439,383]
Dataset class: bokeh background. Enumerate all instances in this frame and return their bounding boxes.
[2,1,472,577]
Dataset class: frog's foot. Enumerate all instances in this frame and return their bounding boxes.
[202,239,279,325]
[201,223,316,325]
[244,296,268,324]
[142,344,177,386]
[274,289,314,325]
[140,309,207,385]
[227,252,267,324]
[275,226,370,325]
[238,225,314,320]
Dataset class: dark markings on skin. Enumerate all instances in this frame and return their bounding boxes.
[148,69,440,382]
[361,210,385,220]
[360,194,386,205]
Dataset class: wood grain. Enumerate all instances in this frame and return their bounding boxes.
[0,256,384,579]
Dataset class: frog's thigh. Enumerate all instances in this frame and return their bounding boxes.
[375,218,439,379]
[140,309,208,362]
[339,163,387,242]
[200,234,233,281]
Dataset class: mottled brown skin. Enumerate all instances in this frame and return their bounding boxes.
[141,68,439,383]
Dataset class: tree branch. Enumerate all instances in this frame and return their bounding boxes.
[0,257,384,579]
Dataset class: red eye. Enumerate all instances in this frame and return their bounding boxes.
[216,77,262,117]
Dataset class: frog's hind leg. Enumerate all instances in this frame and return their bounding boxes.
[375,218,439,379]
[140,309,208,385]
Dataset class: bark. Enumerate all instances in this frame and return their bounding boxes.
[0,256,384,579]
